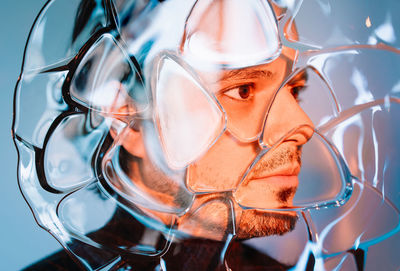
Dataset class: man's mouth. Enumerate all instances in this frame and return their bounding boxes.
[250,174,299,187]
[244,144,302,184]
[244,161,301,191]
[234,160,301,209]
[250,175,299,205]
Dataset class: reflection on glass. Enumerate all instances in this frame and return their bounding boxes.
[13,0,400,270]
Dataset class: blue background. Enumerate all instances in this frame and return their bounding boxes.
[0,0,62,269]
[1,0,399,270]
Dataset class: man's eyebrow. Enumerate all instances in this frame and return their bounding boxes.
[288,69,308,85]
[218,68,275,82]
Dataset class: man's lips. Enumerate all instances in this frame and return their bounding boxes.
[234,175,299,208]
[249,175,299,187]
[246,161,301,187]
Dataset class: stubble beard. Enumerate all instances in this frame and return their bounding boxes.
[121,140,301,240]
[236,209,298,239]
[173,188,299,241]
[235,145,301,239]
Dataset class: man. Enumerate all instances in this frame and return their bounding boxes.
[22,0,315,269]
[98,0,315,243]
[15,0,399,270]
[106,52,313,241]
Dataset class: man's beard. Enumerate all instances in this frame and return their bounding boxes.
[236,209,298,239]
[233,145,301,239]
[176,195,298,241]
[177,144,302,240]
[118,138,301,240]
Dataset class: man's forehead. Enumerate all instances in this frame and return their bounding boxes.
[194,54,293,90]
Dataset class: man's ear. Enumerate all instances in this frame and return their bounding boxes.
[109,119,146,158]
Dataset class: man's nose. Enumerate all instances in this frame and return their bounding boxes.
[259,86,314,148]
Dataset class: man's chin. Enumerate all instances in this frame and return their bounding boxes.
[176,200,298,241]
[236,209,298,240]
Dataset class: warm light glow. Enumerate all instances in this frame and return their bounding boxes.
[365,16,372,28]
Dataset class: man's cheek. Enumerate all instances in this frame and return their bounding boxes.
[178,199,234,240]
[186,132,259,192]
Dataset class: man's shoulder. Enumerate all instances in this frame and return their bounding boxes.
[22,250,82,271]
[22,239,293,271]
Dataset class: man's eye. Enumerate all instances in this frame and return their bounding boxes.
[223,85,254,100]
[290,85,306,102]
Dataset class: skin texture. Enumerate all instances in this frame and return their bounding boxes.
[106,1,313,241]
[109,50,314,240]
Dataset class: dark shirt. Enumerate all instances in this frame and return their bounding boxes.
[23,208,295,271]
[23,239,292,271]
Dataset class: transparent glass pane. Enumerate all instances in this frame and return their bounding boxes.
[180,0,281,68]
[57,182,174,256]
[178,197,236,241]
[14,71,68,148]
[102,124,195,214]
[214,54,292,142]
[44,114,105,191]
[70,34,148,115]
[13,0,400,269]
[294,132,351,207]
[323,104,400,208]
[309,180,400,255]
[261,68,328,148]
[15,139,69,234]
[285,0,400,49]
[24,0,108,71]
[365,230,400,271]
[305,49,400,113]
[155,54,225,169]
[186,130,260,192]
[233,130,352,210]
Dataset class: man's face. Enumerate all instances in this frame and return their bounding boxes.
[102,0,318,241]
[179,52,313,239]
[112,47,314,240]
